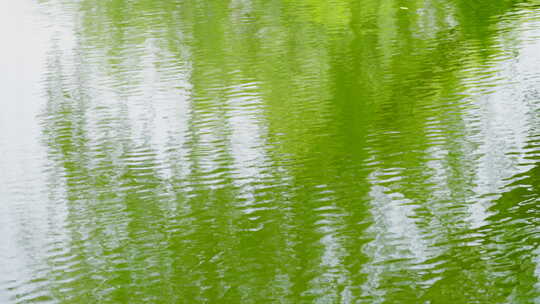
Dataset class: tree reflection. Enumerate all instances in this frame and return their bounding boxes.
[37,0,540,302]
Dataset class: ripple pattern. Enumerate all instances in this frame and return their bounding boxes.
[1,0,540,303]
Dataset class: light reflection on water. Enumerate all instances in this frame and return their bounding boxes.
[1,0,540,302]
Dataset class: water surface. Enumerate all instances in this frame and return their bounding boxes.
[1,0,540,303]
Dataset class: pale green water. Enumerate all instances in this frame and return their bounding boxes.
[1,0,540,303]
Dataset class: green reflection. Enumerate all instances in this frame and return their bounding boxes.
[3,0,539,303]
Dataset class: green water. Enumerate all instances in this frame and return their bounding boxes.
[1,0,540,302]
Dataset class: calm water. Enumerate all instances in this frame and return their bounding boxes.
[1,0,540,303]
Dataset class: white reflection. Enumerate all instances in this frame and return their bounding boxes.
[463,11,540,229]
[360,168,431,302]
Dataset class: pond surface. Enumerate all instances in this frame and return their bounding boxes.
[1,0,540,303]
